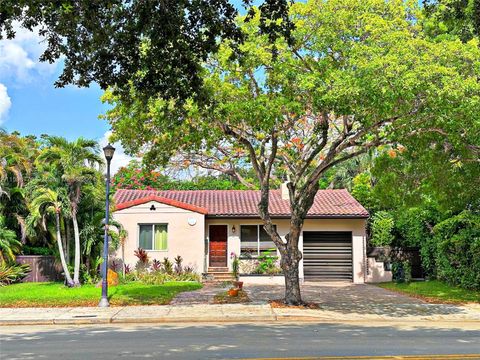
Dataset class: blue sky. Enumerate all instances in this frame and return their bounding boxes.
[0,1,254,171]
[0,27,110,142]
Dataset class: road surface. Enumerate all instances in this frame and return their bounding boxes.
[1,322,479,359]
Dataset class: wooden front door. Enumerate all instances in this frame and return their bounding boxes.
[209,225,228,267]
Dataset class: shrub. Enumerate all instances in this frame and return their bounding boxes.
[370,211,395,247]
[138,269,200,284]
[110,260,121,272]
[253,251,281,275]
[162,257,173,275]
[21,246,54,256]
[134,248,150,272]
[174,255,183,274]
[175,272,200,282]
[139,272,169,285]
[151,259,162,272]
[231,252,239,280]
[0,263,30,286]
[433,211,480,290]
[392,261,405,283]
[403,260,412,283]
[123,255,200,284]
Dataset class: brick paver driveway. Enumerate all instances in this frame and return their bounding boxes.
[244,282,469,318]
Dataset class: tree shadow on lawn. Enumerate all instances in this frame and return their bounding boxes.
[2,322,480,359]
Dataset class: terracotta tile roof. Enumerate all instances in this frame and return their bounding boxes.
[114,189,369,218]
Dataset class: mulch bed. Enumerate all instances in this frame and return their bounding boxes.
[213,290,251,304]
[269,299,320,309]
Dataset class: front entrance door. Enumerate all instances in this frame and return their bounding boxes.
[209,225,228,267]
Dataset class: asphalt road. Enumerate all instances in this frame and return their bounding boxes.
[1,322,479,360]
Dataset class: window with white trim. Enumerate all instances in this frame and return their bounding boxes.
[139,224,168,250]
[240,225,277,258]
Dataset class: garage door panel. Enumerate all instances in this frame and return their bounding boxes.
[303,231,352,281]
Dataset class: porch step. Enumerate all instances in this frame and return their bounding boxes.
[208,267,229,273]
[203,270,235,283]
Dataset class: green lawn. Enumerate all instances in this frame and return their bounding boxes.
[378,280,480,304]
[0,281,202,307]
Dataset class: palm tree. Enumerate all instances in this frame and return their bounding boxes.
[30,187,74,287]
[37,136,102,286]
[0,215,21,263]
[0,131,36,242]
[0,131,35,196]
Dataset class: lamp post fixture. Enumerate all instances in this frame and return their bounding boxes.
[99,143,115,308]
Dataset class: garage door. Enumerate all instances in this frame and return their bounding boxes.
[303,231,353,281]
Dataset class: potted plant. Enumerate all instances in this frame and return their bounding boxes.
[230,252,243,289]
[228,287,239,297]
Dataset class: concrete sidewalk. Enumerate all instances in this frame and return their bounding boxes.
[1,303,479,326]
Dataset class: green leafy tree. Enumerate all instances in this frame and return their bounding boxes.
[433,211,480,289]
[351,173,378,211]
[104,0,480,304]
[37,136,102,286]
[423,0,480,41]
[0,1,294,104]
[370,211,395,247]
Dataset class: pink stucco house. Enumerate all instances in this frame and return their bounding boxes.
[112,186,371,283]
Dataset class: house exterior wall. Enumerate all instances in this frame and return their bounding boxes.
[112,201,206,273]
[206,218,367,283]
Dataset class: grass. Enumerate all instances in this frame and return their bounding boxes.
[0,281,202,308]
[378,280,480,304]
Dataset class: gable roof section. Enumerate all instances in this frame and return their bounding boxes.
[115,195,209,214]
[114,189,368,218]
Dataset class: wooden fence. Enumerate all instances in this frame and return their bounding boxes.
[16,255,62,282]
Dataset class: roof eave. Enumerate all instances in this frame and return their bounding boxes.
[205,214,369,219]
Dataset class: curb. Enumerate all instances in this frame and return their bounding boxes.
[1,315,479,326]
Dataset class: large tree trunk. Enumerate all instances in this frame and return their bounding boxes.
[280,247,303,305]
[257,181,305,305]
[279,219,304,305]
[55,211,74,287]
[72,213,81,286]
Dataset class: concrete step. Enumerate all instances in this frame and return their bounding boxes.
[208,267,229,273]
[211,275,234,280]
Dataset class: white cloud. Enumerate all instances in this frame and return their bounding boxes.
[0,22,58,84]
[0,83,11,124]
[99,131,136,174]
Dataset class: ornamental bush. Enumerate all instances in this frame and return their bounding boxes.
[370,211,395,247]
[433,211,480,290]
[0,263,30,286]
